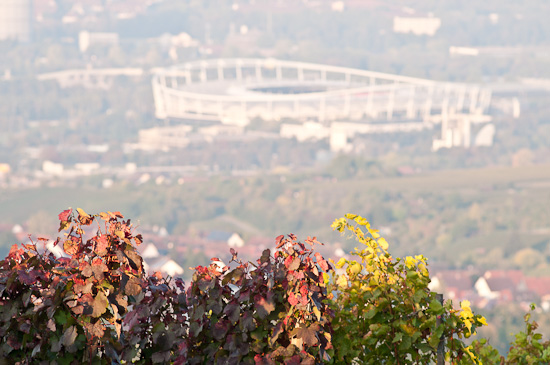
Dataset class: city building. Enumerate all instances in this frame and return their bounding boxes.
[0,0,32,42]
[393,16,441,36]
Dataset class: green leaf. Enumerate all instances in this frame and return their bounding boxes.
[54,310,70,325]
[428,299,443,314]
[365,308,377,319]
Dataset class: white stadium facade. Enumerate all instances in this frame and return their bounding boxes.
[151,58,494,151]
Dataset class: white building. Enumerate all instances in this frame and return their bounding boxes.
[138,125,193,150]
[393,16,441,36]
[280,122,329,142]
[42,160,64,176]
[140,243,160,259]
[144,257,184,277]
[79,31,119,53]
[0,0,31,42]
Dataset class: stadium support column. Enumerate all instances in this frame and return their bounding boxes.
[255,60,262,80]
[185,65,192,85]
[468,86,479,114]
[276,64,282,81]
[152,76,167,119]
[462,116,471,148]
[366,76,375,118]
[344,93,351,118]
[319,96,326,122]
[217,61,224,81]
[406,85,416,119]
[456,86,466,113]
[200,61,207,82]
[294,99,300,119]
[478,89,491,114]
[267,98,273,120]
[424,86,434,122]
[386,82,396,120]
[236,60,243,81]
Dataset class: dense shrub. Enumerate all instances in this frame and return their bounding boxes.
[5,209,541,364]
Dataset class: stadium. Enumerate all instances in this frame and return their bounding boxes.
[150,58,494,150]
[152,58,491,125]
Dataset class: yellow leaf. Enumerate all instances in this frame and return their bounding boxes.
[461,300,471,310]
[478,316,488,326]
[378,237,388,250]
[349,263,362,275]
[313,306,321,321]
[405,256,417,268]
[464,319,472,332]
[76,208,89,217]
[336,258,346,269]
[337,275,348,289]
[322,272,329,285]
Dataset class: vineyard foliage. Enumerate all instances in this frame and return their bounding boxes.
[0,209,543,364]
[329,214,486,363]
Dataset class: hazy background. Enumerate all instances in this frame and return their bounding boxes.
[1,0,550,352]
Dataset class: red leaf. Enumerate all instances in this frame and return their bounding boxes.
[110,211,123,218]
[275,235,285,248]
[288,292,299,306]
[314,252,329,272]
[288,257,301,271]
[95,235,109,257]
[300,285,308,297]
[74,279,93,295]
[58,209,72,222]
[284,255,293,268]
[300,294,308,306]
[91,258,108,280]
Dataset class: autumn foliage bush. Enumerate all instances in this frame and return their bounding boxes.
[0,209,490,364]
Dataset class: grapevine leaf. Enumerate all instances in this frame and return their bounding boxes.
[288,257,301,271]
[58,209,72,222]
[76,208,93,225]
[254,295,275,319]
[92,291,109,318]
[224,300,240,324]
[122,274,142,296]
[125,249,142,271]
[270,322,284,346]
[95,235,109,257]
[292,324,319,347]
[91,258,108,281]
[60,326,78,347]
[63,238,79,256]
